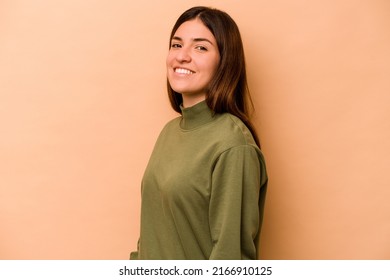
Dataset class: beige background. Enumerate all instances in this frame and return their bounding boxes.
[1,0,389,259]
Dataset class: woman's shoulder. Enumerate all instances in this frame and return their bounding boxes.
[212,113,258,149]
[158,115,181,133]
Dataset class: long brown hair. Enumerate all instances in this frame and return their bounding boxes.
[167,6,260,147]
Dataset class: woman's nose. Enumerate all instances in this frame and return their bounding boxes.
[176,47,191,62]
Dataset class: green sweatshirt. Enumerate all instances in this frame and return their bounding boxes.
[130,101,268,260]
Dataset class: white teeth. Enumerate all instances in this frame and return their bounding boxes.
[175,68,193,74]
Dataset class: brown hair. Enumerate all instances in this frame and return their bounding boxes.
[167,6,260,147]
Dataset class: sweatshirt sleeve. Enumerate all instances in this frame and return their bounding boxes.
[209,145,263,260]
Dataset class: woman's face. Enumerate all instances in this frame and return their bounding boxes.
[166,18,220,107]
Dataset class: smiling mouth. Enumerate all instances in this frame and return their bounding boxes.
[174,68,194,75]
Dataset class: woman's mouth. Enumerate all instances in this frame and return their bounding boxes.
[174,68,194,75]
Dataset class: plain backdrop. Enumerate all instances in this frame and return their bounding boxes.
[1,0,389,259]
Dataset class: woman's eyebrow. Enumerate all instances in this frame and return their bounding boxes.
[171,36,214,45]
[171,36,183,42]
[193,38,214,45]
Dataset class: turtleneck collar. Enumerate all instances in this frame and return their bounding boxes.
[180,100,216,130]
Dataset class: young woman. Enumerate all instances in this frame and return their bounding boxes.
[130,6,268,260]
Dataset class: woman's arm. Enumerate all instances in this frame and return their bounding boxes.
[209,145,265,260]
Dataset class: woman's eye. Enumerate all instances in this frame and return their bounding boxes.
[171,43,182,48]
[195,46,207,51]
